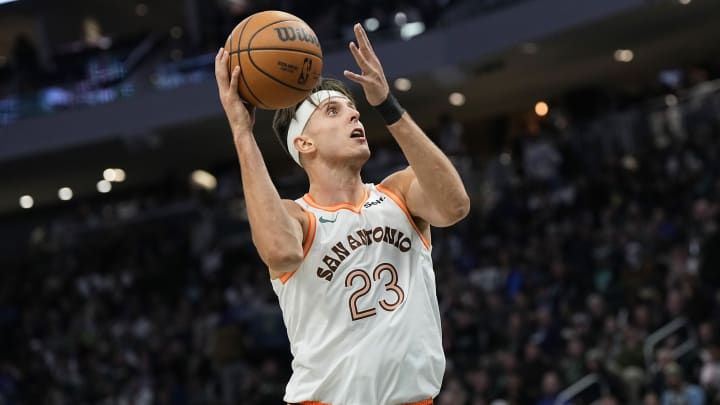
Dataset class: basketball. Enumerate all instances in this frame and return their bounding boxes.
[224,10,323,110]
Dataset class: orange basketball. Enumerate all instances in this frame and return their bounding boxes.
[224,10,323,110]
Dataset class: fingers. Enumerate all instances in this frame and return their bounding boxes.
[350,23,381,75]
[215,48,226,80]
[354,23,373,51]
[343,69,367,84]
[229,65,240,95]
[215,48,231,92]
[353,23,377,64]
[348,41,371,73]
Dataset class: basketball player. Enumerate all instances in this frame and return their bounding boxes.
[214,23,470,405]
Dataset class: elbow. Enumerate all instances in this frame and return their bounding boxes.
[263,248,304,272]
[254,236,304,272]
[459,194,471,219]
[446,193,471,225]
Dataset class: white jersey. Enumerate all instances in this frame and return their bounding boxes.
[271,183,445,405]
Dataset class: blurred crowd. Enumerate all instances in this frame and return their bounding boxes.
[432,67,720,404]
[1,64,720,405]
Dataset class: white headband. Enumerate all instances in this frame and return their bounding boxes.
[287,90,350,166]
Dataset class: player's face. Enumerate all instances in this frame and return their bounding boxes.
[303,97,370,166]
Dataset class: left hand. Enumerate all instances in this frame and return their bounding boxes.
[215,48,256,139]
[344,23,390,107]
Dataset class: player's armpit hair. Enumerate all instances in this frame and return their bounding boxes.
[272,77,357,159]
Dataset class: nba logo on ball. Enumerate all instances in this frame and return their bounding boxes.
[224,10,323,110]
[298,58,312,85]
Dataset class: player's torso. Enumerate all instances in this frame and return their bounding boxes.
[271,184,444,405]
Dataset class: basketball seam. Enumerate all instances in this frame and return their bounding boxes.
[229,47,322,59]
[247,19,320,94]
[239,54,266,108]
[236,15,267,108]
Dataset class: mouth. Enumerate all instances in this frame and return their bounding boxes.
[350,128,365,139]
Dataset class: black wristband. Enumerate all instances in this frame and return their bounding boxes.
[373,92,405,125]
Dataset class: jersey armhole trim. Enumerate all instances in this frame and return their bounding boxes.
[376,184,431,250]
[279,209,317,284]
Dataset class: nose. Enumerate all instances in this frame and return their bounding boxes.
[349,107,360,123]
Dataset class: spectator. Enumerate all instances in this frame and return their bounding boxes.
[535,371,562,405]
[660,362,705,405]
[522,132,562,186]
[559,337,586,385]
[699,343,720,402]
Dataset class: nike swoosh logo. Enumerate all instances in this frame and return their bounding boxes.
[319,216,337,223]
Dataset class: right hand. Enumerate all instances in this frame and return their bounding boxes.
[343,23,390,107]
[215,48,255,138]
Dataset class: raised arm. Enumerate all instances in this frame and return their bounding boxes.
[343,24,470,227]
[215,48,306,277]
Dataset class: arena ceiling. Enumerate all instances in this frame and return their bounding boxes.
[1,0,720,216]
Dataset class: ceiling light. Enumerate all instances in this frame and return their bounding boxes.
[364,17,380,32]
[104,168,126,182]
[113,168,126,182]
[394,12,407,26]
[448,92,465,106]
[97,180,112,193]
[58,187,73,201]
[678,0,691,4]
[191,170,217,191]
[19,195,33,209]
[400,22,425,40]
[103,168,116,181]
[535,101,549,117]
[394,78,412,92]
[614,49,634,63]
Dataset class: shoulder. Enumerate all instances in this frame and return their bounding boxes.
[379,166,414,199]
[378,167,431,241]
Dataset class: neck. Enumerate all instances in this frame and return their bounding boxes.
[306,163,365,206]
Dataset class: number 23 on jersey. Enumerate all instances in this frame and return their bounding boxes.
[344,262,405,321]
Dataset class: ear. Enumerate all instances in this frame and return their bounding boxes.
[294,135,315,155]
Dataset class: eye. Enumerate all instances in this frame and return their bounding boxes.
[327,106,338,116]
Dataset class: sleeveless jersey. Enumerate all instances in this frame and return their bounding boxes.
[271,183,445,405]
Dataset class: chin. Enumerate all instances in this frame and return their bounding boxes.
[343,150,370,169]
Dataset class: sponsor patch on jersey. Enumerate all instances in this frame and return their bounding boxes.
[363,196,385,209]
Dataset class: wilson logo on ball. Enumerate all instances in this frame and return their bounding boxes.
[273,27,320,47]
